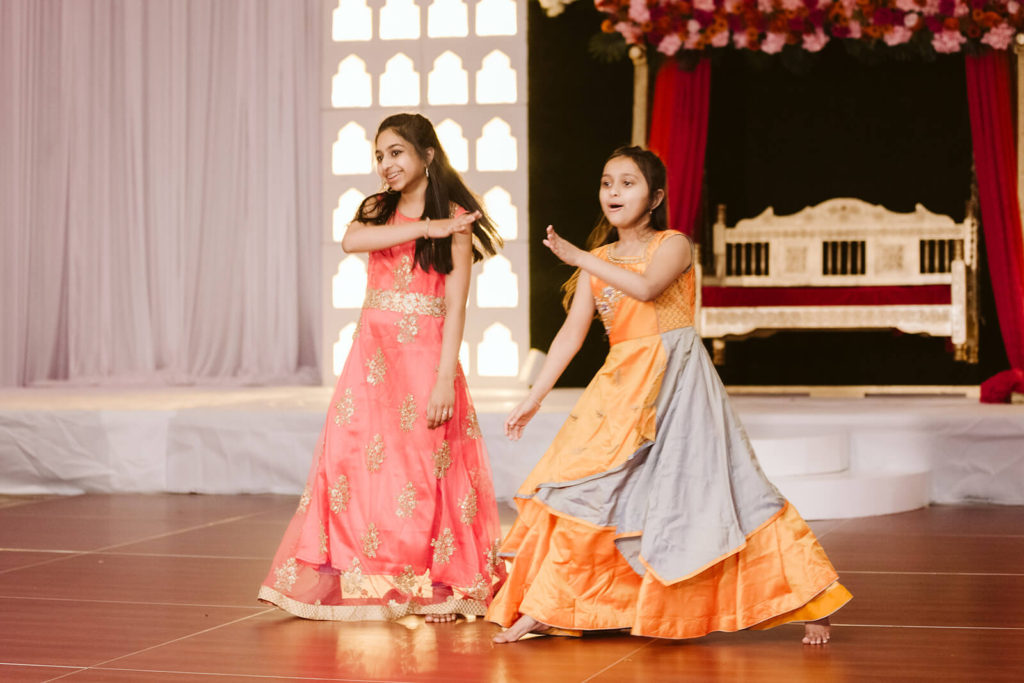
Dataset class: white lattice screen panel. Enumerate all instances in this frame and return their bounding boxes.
[321,0,529,388]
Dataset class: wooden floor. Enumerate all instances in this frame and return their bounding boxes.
[0,494,1021,682]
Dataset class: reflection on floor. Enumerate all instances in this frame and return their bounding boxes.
[0,494,1021,682]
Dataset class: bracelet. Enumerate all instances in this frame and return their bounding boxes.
[423,217,430,239]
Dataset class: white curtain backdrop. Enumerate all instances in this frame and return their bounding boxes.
[0,0,321,387]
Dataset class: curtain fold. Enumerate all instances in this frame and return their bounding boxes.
[648,58,711,237]
[965,51,1024,401]
[0,0,320,387]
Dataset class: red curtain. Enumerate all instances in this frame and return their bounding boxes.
[648,58,711,237]
[965,52,1024,401]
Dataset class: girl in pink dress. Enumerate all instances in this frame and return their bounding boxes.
[258,113,506,622]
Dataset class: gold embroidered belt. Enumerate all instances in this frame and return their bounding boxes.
[363,288,446,317]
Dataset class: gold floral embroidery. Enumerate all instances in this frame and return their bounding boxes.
[363,289,446,318]
[396,481,417,518]
[329,474,350,513]
[297,484,311,514]
[392,254,414,292]
[365,433,385,472]
[395,313,418,343]
[465,410,482,439]
[334,388,354,426]
[465,572,490,601]
[459,488,478,525]
[394,565,417,595]
[594,285,624,332]
[432,440,451,479]
[340,558,366,595]
[400,394,417,432]
[431,527,455,564]
[273,557,299,591]
[362,523,381,558]
[485,539,502,574]
[352,316,362,340]
[319,522,328,554]
[366,347,387,386]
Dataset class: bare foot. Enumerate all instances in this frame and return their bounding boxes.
[802,617,831,645]
[425,613,458,623]
[493,614,548,644]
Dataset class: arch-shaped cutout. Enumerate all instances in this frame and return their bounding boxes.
[333,255,368,308]
[332,0,372,41]
[428,51,468,105]
[483,186,517,240]
[476,50,516,104]
[476,117,517,172]
[477,322,519,377]
[436,118,469,173]
[379,53,420,107]
[332,55,372,108]
[333,189,366,242]
[475,0,516,36]
[476,255,518,308]
[380,0,421,40]
[428,0,469,37]
[333,122,372,175]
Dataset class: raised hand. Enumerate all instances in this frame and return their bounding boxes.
[542,225,585,267]
[426,210,481,239]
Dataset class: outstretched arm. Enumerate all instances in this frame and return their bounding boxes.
[543,226,691,302]
[341,211,480,254]
[426,230,473,429]
[504,282,595,440]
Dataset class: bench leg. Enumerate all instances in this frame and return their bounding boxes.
[712,338,726,365]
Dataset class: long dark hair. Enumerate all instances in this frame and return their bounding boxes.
[354,113,502,274]
[561,146,669,309]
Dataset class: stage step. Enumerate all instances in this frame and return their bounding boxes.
[770,469,931,520]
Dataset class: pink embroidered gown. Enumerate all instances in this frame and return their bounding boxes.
[258,213,506,619]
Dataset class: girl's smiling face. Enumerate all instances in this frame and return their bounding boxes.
[375,128,432,193]
[599,156,657,230]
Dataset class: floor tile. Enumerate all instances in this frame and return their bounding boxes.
[0,550,67,574]
[106,611,653,682]
[590,624,1024,683]
[0,515,203,553]
[835,572,1024,628]
[821,532,1024,574]
[0,553,269,607]
[0,664,85,683]
[110,518,290,559]
[0,494,293,523]
[836,504,1024,538]
[0,597,264,667]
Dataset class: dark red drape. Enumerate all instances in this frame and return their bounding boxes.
[648,58,711,237]
[965,52,1024,401]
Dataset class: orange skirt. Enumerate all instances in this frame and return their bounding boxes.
[487,497,851,639]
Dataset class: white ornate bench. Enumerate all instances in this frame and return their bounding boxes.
[695,198,979,365]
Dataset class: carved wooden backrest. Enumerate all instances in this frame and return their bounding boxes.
[709,198,977,288]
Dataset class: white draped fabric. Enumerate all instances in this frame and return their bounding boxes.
[0,0,321,387]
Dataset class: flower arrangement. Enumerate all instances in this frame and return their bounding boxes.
[591,0,1023,56]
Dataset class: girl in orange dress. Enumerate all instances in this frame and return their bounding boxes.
[258,113,506,622]
[488,147,850,644]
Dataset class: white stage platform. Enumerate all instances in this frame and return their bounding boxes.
[1,386,1022,519]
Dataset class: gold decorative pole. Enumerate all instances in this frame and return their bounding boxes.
[629,44,648,147]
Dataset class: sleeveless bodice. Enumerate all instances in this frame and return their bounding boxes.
[589,231,695,345]
[363,213,446,319]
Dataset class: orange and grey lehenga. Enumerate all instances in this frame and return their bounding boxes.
[486,230,851,639]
